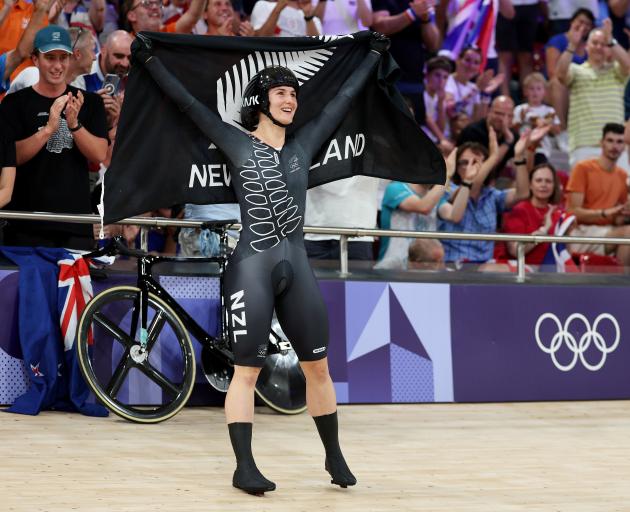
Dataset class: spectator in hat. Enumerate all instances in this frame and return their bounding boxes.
[0,25,108,249]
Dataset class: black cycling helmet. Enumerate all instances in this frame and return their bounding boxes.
[241,66,300,131]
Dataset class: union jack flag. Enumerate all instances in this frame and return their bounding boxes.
[542,213,578,273]
[58,254,95,351]
[442,0,496,69]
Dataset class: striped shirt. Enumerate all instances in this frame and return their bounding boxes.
[567,62,629,152]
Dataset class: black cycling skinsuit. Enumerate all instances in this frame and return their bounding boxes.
[142,50,379,367]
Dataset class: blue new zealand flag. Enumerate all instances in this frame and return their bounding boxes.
[0,247,108,417]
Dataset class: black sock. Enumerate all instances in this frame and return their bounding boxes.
[227,422,276,493]
[313,412,356,486]
[228,422,255,466]
[313,411,342,457]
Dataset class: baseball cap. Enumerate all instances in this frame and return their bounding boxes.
[34,25,72,54]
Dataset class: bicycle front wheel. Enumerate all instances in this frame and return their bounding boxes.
[76,286,196,423]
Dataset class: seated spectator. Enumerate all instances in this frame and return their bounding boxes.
[567,123,630,265]
[0,25,108,249]
[375,149,475,270]
[438,127,536,264]
[444,47,504,123]
[501,162,567,265]
[556,18,630,169]
[457,95,517,179]
[251,0,321,36]
[545,7,594,130]
[422,56,455,155]
[313,0,372,35]
[512,72,561,162]
[203,0,254,36]
[0,0,49,93]
[124,0,204,34]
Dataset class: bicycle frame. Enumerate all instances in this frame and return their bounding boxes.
[132,253,234,365]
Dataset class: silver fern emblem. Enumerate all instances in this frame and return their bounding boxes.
[216,49,335,130]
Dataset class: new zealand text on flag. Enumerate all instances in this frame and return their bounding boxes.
[0,247,109,416]
[102,31,445,223]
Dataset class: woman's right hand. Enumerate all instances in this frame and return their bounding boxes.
[542,205,556,233]
[566,21,585,49]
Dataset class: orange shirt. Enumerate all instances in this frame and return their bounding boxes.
[0,0,37,55]
[566,159,628,225]
[161,20,177,33]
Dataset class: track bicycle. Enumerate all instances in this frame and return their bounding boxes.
[75,222,307,423]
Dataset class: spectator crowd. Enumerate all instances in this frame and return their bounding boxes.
[1,0,630,272]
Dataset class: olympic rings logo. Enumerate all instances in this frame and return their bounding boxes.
[534,313,621,372]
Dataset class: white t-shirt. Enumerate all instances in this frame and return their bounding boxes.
[445,74,479,119]
[513,102,561,157]
[313,0,372,36]
[304,176,380,242]
[547,0,598,21]
[251,1,322,36]
[6,66,39,94]
[422,90,451,141]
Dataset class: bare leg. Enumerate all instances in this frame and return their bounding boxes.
[300,358,337,417]
[225,365,261,423]
[548,77,569,130]
[516,52,534,90]
[498,51,513,97]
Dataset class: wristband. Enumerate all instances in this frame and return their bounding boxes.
[69,121,82,132]
[607,38,618,48]
[304,14,315,21]
[513,158,526,166]
[565,47,576,54]
[461,181,473,189]
[405,7,416,22]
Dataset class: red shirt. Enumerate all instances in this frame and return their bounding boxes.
[501,201,564,265]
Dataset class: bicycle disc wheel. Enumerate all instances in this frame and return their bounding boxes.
[254,316,307,415]
[76,286,196,423]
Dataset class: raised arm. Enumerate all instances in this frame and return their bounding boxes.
[295,35,386,158]
[133,38,246,162]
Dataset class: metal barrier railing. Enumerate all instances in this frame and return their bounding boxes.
[1,210,629,282]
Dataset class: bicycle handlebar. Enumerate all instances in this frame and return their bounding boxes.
[199,219,239,231]
[82,236,147,260]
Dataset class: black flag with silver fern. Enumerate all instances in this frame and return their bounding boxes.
[103,30,444,223]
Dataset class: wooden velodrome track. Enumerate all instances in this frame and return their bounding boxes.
[1,402,629,511]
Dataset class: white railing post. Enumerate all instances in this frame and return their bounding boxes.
[339,235,349,276]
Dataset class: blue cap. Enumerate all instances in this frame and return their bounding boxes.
[34,25,72,54]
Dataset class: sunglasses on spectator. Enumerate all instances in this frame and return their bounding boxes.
[71,26,84,51]
[130,0,162,10]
